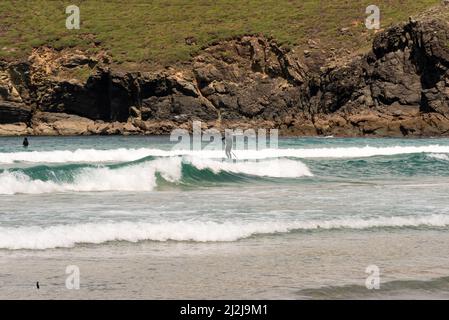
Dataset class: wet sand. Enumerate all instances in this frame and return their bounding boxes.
[1,229,449,299]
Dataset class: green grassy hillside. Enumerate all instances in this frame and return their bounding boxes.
[0,0,441,69]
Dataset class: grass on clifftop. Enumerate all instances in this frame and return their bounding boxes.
[0,0,441,69]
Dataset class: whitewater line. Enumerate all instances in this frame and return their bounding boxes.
[1,214,448,249]
[0,158,312,195]
[1,145,449,164]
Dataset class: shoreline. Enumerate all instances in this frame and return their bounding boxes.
[2,132,449,138]
[1,229,448,299]
[3,116,449,138]
[1,136,449,300]
[2,1,449,304]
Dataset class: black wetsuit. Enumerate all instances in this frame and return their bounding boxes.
[23,138,29,147]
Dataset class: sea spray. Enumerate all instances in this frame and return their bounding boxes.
[1,214,449,249]
[2,145,449,164]
[0,157,312,194]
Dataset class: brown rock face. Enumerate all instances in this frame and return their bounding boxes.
[31,112,94,135]
[2,16,449,136]
[192,36,308,122]
[0,62,33,125]
[305,18,449,136]
[0,123,30,136]
[0,101,31,124]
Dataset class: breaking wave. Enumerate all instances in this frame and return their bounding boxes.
[2,145,449,163]
[1,214,449,249]
[0,157,312,195]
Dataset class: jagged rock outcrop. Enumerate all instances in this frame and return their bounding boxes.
[306,18,449,136]
[139,72,218,122]
[1,15,449,136]
[192,36,309,123]
[28,48,137,122]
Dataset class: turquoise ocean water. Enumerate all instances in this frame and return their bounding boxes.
[1,136,449,299]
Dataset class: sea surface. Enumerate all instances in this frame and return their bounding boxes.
[0,136,449,299]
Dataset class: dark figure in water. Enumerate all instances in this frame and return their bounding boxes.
[222,133,233,159]
[36,281,40,289]
[23,137,29,148]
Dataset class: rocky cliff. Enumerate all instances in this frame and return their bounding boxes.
[1,15,449,136]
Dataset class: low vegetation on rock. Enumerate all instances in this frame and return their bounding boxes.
[1,1,449,136]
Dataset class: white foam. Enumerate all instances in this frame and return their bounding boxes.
[0,148,155,164]
[2,145,449,163]
[428,153,449,161]
[185,157,313,178]
[263,145,449,159]
[0,157,183,195]
[0,157,311,194]
[1,214,448,249]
